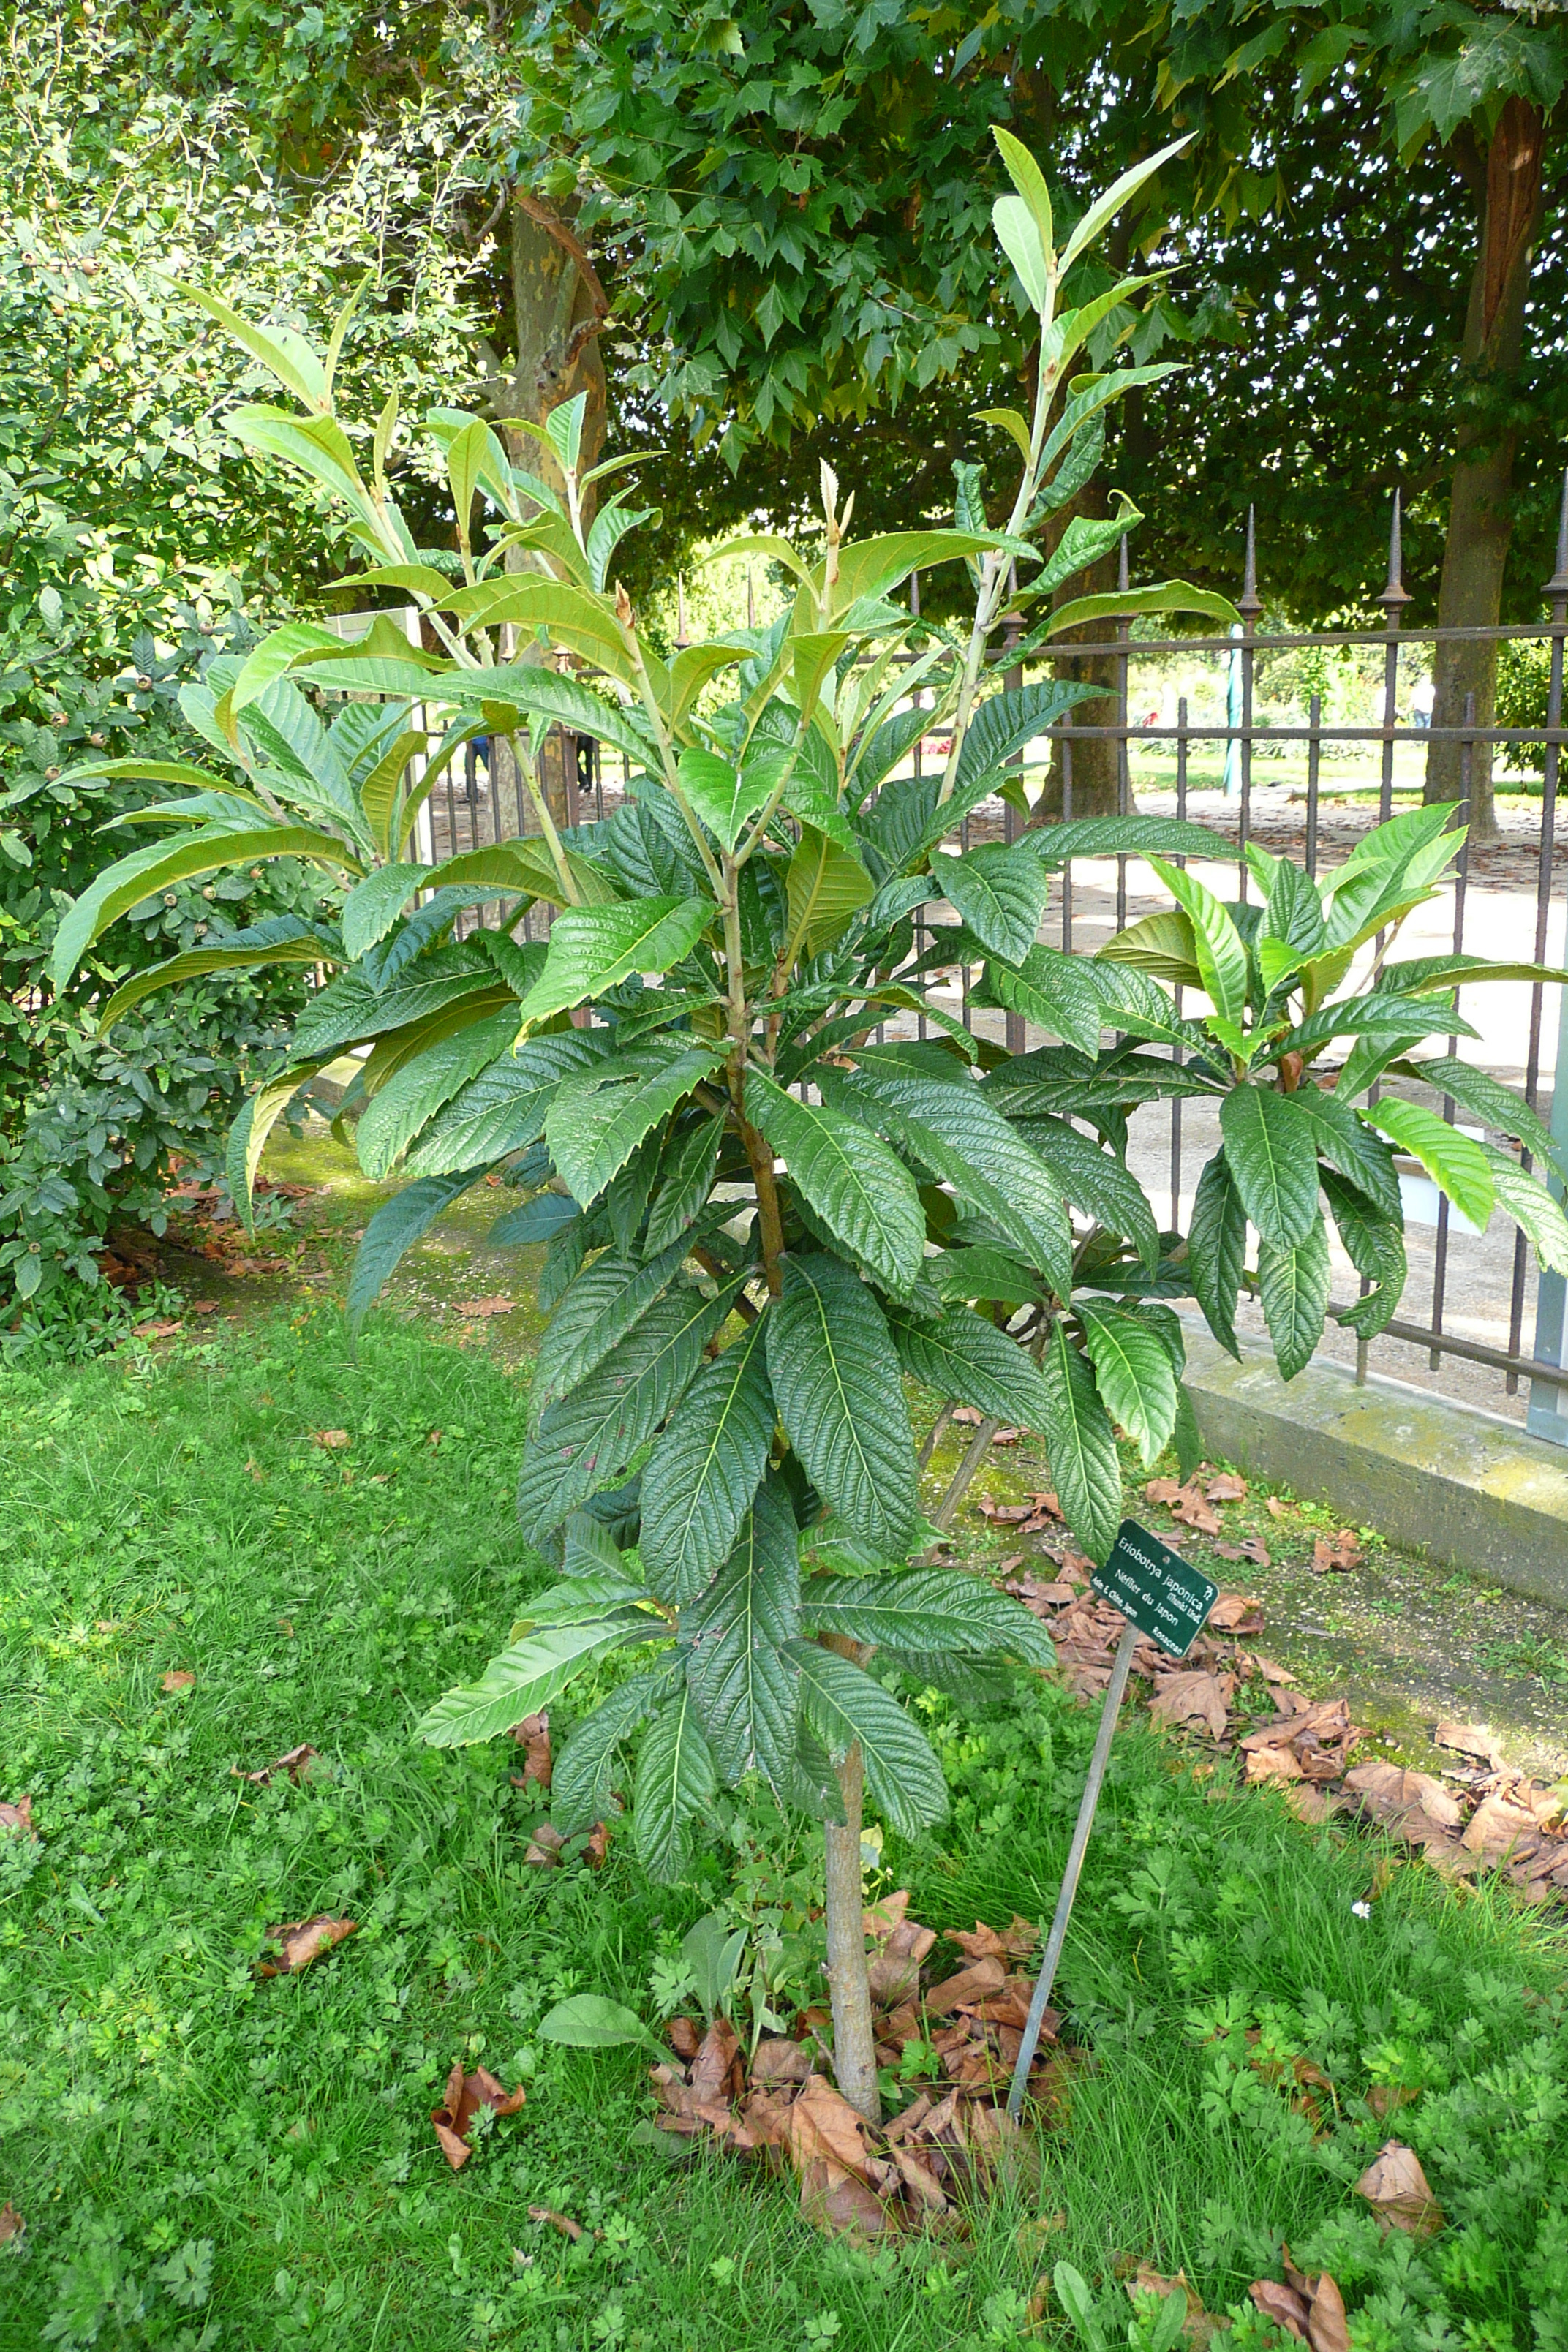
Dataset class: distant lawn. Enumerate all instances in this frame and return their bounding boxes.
[3,1310,1565,2349]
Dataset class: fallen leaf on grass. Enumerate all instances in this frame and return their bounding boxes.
[1206,1473,1248,1501]
[1251,2278,1311,2338]
[311,1428,351,1450]
[233,1744,316,1787]
[1345,1761,1461,1831]
[160,1670,195,1693]
[509,1711,551,1792]
[1300,2268,1350,2352]
[527,2205,582,2240]
[524,1823,565,1866]
[131,1319,183,1340]
[1149,1671,1232,1741]
[945,1916,1038,1963]
[924,1956,1007,2015]
[1266,1496,1292,1521]
[1145,1477,1224,1536]
[1128,2267,1226,2348]
[785,2073,872,2177]
[1354,2141,1444,2237]
[257,1915,357,1978]
[0,1796,35,1837]
[1214,1539,1271,1568]
[191,1299,222,1316]
[1433,1719,1504,1768]
[0,2204,22,2245]
[1246,1743,1305,1784]
[1311,1531,1362,1572]
[1460,1790,1541,1862]
[461,1295,516,1319]
[431,2060,526,2170]
[1207,1591,1266,1632]
[1367,2084,1421,2119]
[798,2157,894,2241]
[751,2038,813,2086]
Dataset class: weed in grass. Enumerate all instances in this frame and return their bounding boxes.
[4,1312,1568,2347]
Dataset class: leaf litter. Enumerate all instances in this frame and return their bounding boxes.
[255,1915,357,1978]
[430,2059,526,2171]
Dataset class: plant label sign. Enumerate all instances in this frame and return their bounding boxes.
[1090,1520,1218,1659]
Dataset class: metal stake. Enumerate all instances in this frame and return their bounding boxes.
[1006,1618,1139,2121]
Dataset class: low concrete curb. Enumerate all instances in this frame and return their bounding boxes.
[1179,1323,1568,1604]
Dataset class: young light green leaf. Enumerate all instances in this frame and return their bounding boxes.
[783,825,875,962]
[356,1008,523,1181]
[1058,135,1192,273]
[516,897,715,1029]
[538,1995,666,2059]
[992,126,1054,258]
[417,1618,641,1746]
[992,192,1049,311]
[1147,856,1248,1028]
[1362,1098,1495,1232]
[1483,1145,1568,1274]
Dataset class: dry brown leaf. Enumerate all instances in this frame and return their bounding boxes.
[1206,1473,1248,1502]
[0,1795,35,1837]
[786,2073,872,2180]
[798,2157,894,2242]
[751,2037,813,2087]
[190,1298,222,1316]
[1346,1762,1463,1829]
[1311,1530,1362,1572]
[429,2062,526,2170]
[233,1744,316,1787]
[159,1669,196,1695]
[527,2204,583,2240]
[1128,2268,1226,2349]
[461,1295,516,1318]
[1148,1670,1232,1741]
[1250,2277,1311,2338]
[310,1428,351,1450]
[946,1916,1038,1963]
[689,2017,740,2109]
[924,1956,1007,2015]
[1208,1591,1266,1633]
[1367,2084,1421,2120]
[1354,2141,1444,2237]
[0,2204,23,2245]
[863,1888,912,1939]
[1214,1539,1272,1568]
[1433,1719,1504,1768]
[1266,1496,1292,1521]
[1246,1744,1305,1784]
[132,1319,183,1339]
[257,1914,356,1978]
[1305,2270,1351,2352]
[524,1823,565,1866]
[1145,1477,1183,1505]
[1461,1792,1541,1862]
[509,1711,552,1792]
[886,2141,947,2212]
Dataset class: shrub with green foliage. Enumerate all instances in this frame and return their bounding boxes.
[53,128,1568,2135]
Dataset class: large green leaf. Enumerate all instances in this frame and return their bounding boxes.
[1030,816,1244,868]
[824,1065,1073,1299]
[347,1169,487,1337]
[356,1007,522,1180]
[1017,1116,1161,1270]
[292,949,500,1060]
[1186,1150,1247,1358]
[515,1281,744,1542]
[1484,1145,1568,1275]
[340,863,431,959]
[633,1690,718,1880]
[1219,1086,1322,1248]
[978,943,1106,1058]
[800,1567,1055,1670]
[403,1031,606,1178]
[226,1058,333,1231]
[745,1067,924,1297]
[1039,1319,1123,1563]
[684,1474,802,1790]
[1321,1169,1406,1338]
[1258,1215,1333,1382]
[765,1254,917,1558]
[638,1318,775,1604]
[1290,1085,1401,1218]
[50,823,356,989]
[954,680,1096,792]
[783,825,875,961]
[885,1303,1055,1434]
[1075,1300,1179,1468]
[97,920,333,1031]
[1147,856,1248,1028]
[644,1116,725,1256]
[932,842,1049,966]
[516,898,715,1030]
[551,1668,677,1835]
[545,1038,729,1207]
[788,1643,948,1836]
[1363,1098,1495,1232]
[1391,1055,1566,1183]
[417,1618,642,1747]
[532,1242,697,1417]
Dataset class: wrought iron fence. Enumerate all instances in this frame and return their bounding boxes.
[416,485,1568,1441]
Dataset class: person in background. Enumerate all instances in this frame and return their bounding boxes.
[1411,676,1435,729]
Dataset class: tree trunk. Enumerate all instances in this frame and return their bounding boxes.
[1425,99,1545,838]
[493,189,610,837]
[822,1744,880,2123]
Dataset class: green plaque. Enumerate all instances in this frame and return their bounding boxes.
[1090,1518,1218,1659]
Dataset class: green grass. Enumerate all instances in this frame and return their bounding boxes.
[4,1309,1567,2349]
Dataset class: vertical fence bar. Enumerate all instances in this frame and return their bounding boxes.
[1237,508,1262,897]
[1305,693,1322,881]
[1510,476,1568,1384]
[1003,593,1027,1053]
[1529,476,1568,1439]
[1115,537,1131,935]
[1060,734,1074,953]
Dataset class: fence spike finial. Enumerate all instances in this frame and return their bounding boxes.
[1545,468,1568,601]
[1238,504,1262,622]
[1379,486,1411,614]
